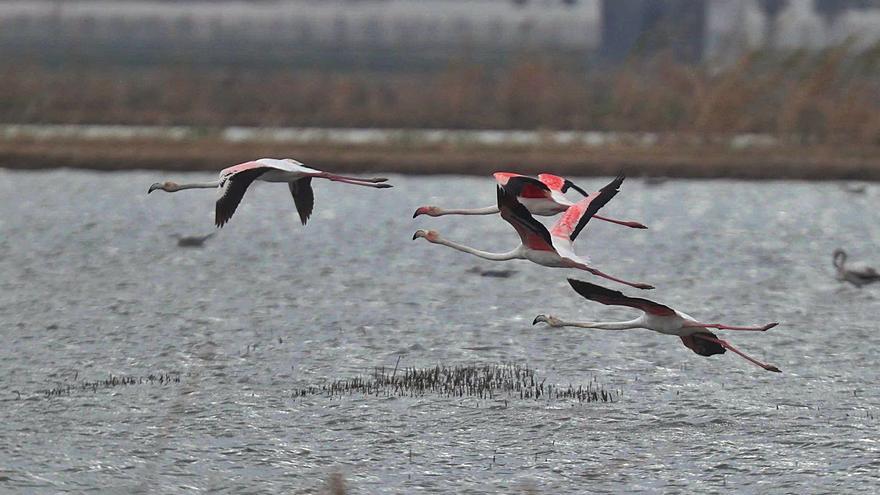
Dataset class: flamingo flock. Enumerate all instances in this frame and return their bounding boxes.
[149,160,782,373]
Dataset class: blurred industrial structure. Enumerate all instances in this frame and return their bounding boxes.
[1,0,880,67]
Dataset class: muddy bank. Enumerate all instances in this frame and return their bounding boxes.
[1,136,879,180]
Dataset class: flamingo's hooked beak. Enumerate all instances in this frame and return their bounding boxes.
[532,315,545,325]
[148,183,162,194]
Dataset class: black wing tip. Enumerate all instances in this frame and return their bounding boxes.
[685,332,726,357]
[606,173,626,191]
[496,184,510,203]
[496,185,513,209]
[215,213,228,228]
[214,209,227,228]
[564,180,590,197]
[569,173,627,241]
[567,278,627,299]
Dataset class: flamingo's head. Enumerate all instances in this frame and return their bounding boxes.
[412,229,439,242]
[412,206,441,218]
[532,314,563,327]
[148,181,178,194]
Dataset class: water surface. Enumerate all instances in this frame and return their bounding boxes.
[0,171,877,493]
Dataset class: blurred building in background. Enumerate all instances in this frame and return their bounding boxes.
[1,0,880,68]
[600,0,706,63]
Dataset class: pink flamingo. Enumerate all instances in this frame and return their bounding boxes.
[148,158,391,227]
[533,279,781,372]
[413,172,646,229]
[413,175,654,290]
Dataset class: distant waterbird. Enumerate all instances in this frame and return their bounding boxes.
[171,232,215,248]
[466,266,517,278]
[533,279,781,372]
[833,249,880,287]
[413,175,654,290]
[414,172,646,229]
[840,183,867,194]
[148,158,392,227]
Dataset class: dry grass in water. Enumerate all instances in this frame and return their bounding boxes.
[292,362,618,404]
[10,372,183,401]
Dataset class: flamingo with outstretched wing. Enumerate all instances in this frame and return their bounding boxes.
[533,279,781,372]
[413,175,653,290]
[149,158,391,227]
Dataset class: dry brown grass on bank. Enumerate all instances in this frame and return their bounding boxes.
[2,46,880,146]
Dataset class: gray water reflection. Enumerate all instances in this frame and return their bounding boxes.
[0,170,878,493]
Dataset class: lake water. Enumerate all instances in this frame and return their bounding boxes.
[0,170,878,493]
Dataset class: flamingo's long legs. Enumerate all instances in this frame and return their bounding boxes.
[579,266,654,290]
[695,334,781,372]
[315,174,392,188]
[316,172,388,183]
[592,215,648,229]
[685,322,779,332]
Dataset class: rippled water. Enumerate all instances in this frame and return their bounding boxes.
[1,170,878,493]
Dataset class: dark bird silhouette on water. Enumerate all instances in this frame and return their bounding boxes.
[833,249,880,287]
[171,232,215,248]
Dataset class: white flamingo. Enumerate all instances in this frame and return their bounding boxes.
[533,278,781,372]
[413,175,654,290]
[148,158,391,227]
[414,172,646,229]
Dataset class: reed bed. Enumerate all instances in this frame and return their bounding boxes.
[2,45,880,146]
[292,362,618,404]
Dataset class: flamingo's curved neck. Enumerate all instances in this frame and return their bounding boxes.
[436,206,499,216]
[558,318,643,330]
[432,236,521,261]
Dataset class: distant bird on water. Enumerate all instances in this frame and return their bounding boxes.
[413,175,654,290]
[833,249,880,287]
[533,279,781,372]
[414,172,647,229]
[171,232,215,248]
[148,158,392,227]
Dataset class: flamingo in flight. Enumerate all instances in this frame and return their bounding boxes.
[533,279,781,372]
[414,172,646,229]
[413,175,654,290]
[148,158,391,227]
[833,249,880,287]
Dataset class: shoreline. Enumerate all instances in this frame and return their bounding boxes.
[1,126,879,180]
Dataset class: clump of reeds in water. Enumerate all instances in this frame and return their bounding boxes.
[37,372,181,399]
[292,362,617,404]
